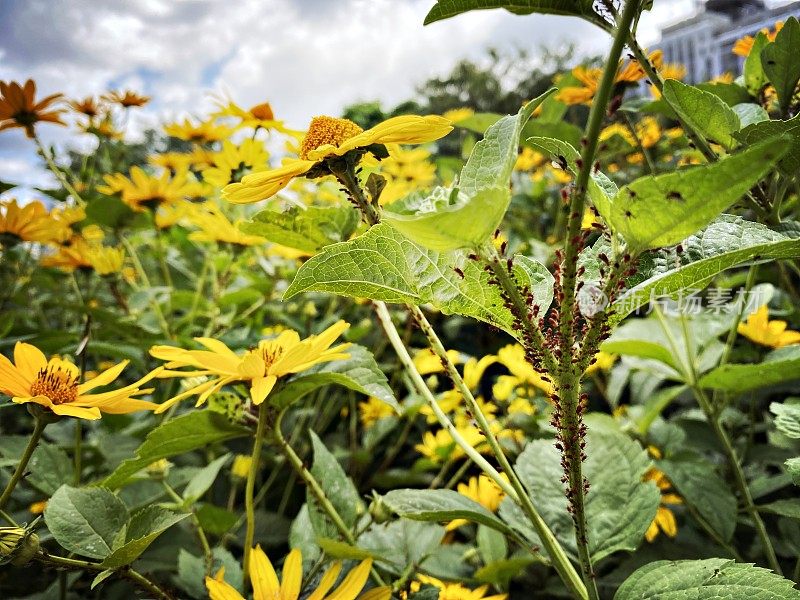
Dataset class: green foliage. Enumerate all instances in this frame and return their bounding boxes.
[240,205,360,253]
[699,346,800,392]
[615,558,800,599]
[760,17,800,114]
[662,80,740,150]
[424,0,612,31]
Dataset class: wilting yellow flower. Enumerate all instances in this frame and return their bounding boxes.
[0,199,71,244]
[359,396,395,427]
[231,455,252,480]
[145,459,172,480]
[40,237,124,275]
[0,79,65,138]
[150,321,351,412]
[223,114,452,204]
[0,526,39,567]
[205,546,388,600]
[164,118,232,144]
[732,21,784,57]
[0,342,161,420]
[203,139,269,187]
[68,96,102,118]
[103,90,149,108]
[738,305,800,348]
[98,166,203,211]
[493,344,554,400]
[186,202,266,246]
[410,575,507,600]
[644,466,682,542]
[442,107,474,123]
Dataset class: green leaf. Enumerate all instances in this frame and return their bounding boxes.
[284,223,553,339]
[771,400,800,438]
[614,558,800,599]
[515,430,659,562]
[761,17,800,114]
[662,80,740,150]
[85,196,135,229]
[195,503,238,535]
[102,411,250,489]
[474,557,537,587]
[383,90,554,251]
[182,453,230,504]
[381,489,515,536]
[760,499,800,520]
[423,0,612,31]
[28,443,72,495]
[240,205,360,253]
[177,548,243,598]
[317,537,378,561]
[307,431,363,538]
[358,520,445,577]
[735,112,800,175]
[609,215,800,326]
[733,103,770,128]
[699,346,800,392]
[477,524,507,564]
[269,345,398,411]
[785,457,800,486]
[658,454,737,542]
[101,506,188,568]
[44,485,128,559]
[607,138,787,250]
[744,32,770,95]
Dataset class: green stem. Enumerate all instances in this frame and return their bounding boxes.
[33,136,86,205]
[35,552,174,599]
[162,482,213,574]
[120,236,174,339]
[0,417,46,511]
[243,405,268,585]
[374,301,587,600]
[0,508,18,526]
[273,407,388,588]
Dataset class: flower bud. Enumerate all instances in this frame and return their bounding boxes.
[231,454,252,480]
[0,527,39,567]
[145,458,171,481]
[368,492,392,524]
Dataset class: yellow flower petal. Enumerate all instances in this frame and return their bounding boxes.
[306,561,343,600]
[13,342,47,380]
[223,160,314,204]
[326,558,373,600]
[250,375,277,405]
[249,544,280,600]
[205,575,245,600]
[280,548,303,600]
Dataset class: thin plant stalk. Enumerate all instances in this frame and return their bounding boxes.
[243,405,268,584]
[0,416,47,511]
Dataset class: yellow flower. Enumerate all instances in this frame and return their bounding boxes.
[411,575,507,600]
[359,396,395,427]
[738,305,800,348]
[415,423,486,463]
[711,72,735,84]
[0,342,161,420]
[149,152,194,173]
[0,199,70,244]
[557,52,657,106]
[442,107,474,123]
[223,114,452,204]
[150,321,351,412]
[446,474,508,530]
[186,202,266,246]
[212,98,296,134]
[164,118,232,144]
[494,344,554,399]
[98,166,203,212]
[85,117,123,140]
[0,79,65,138]
[581,208,600,230]
[103,90,149,108]
[514,147,547,172]
[650,64,687,98]
[28,500,47,515]
[586,351,617,374]
[375,146,437,205]
[644,467,682,542]
[203,139,270,187]
[231,455,252,480]
[68,96,102,118]
[732,21,784,57]
[412,348,462,376]
[205,546,389,600]
[40,237,124,275]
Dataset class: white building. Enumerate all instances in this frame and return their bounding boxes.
[655,0,800,82]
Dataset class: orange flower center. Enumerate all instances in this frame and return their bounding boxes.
[250,102,274,121]
[261,347,285,370]
[30,366,78,405]
[299,116,363,160]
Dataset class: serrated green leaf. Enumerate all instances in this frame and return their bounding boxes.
[383,90,554,251]
[423,0,612,31]
[662,80,740,150]
[239,205,359,253]
[614,558,800,599]
[44,485,129,559]
[609,216,800,326]
[182,453,230,504]
[102,411,250,489]
[101,506,188,568]
[771,400,800,439]
[699,346,800,392]
[284,223,553,340]
[269,345,398,411]
[307,431,362,538]
[760,17,800,114]
[358,520,445,576]
[735,112,800,174]
[608,138,787,250]
[382,489,515,536]
[515,429,659,562]
[744,32,770,95]
[658,454,737,542]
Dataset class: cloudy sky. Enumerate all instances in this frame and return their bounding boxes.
[0,0,697,193]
